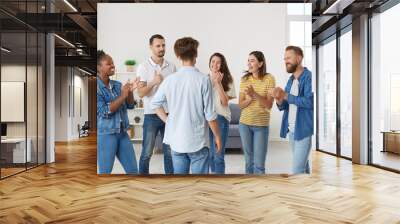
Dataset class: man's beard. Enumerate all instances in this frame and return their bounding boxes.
[157,51,165,57]
[286,63,297,73]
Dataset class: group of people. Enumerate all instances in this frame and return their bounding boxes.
[97,34,314,175]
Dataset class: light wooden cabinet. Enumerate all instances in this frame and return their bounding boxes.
[382,131,400,154]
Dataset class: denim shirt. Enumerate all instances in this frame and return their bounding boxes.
[97,76,135,135]
[277,67,314,140]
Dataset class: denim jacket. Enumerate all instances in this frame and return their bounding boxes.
[97,76,134,135]
[277,67,314,141]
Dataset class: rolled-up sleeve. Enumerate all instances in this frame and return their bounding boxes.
[151,80,167,110]
[202,78,217,121]
[277,100,289,111]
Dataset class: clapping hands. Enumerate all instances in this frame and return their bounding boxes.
[129,77,140,91]
[244,85,256,98]
[268,87,286,103]
[122,77,140,98]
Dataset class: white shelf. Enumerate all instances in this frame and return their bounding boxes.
[131,138,143,141]
[131,123,143,126]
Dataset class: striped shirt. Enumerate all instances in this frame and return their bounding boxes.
[239,74,276,126]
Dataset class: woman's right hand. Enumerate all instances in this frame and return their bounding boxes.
[210,71,223,84]
[245,96,254,105]
[244,85,256,98]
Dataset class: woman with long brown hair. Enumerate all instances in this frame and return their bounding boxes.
[238,51,275,174]
[208,53,236,174]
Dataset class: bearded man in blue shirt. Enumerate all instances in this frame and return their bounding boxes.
[271,46,314,174]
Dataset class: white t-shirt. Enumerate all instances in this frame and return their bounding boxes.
[288,78,299,131]
[137,57,176,114]
[213,82,236,122]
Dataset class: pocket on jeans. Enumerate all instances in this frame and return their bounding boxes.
[171,150,181,156]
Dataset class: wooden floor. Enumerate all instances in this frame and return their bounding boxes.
[1,167,26,178]
[373,151,400,171]
[1,135,400,224]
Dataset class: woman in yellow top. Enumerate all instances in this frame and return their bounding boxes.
[238,51,275,174]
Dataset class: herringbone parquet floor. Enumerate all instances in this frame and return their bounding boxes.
[1,135,400,224]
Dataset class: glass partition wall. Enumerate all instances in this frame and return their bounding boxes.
[0,2,46,179]
[316,26,352,159]
[317,35,337,155]
[339,28,352,159]
[316,0,400,172]
[370,3,400,172]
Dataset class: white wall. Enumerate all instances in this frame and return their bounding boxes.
[1,66,26,138]
[1,65,39,138]
[1,64,46,164]
[98,3,310,141]
[71,73,89,138]
[55,67,68,141]
[54,67,89,141]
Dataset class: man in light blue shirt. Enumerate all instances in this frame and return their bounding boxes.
[151,37,221,174]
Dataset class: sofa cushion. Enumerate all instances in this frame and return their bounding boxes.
[228,124,241,137]
[229,103,241,124]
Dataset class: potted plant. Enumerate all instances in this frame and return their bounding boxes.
[125,59,137,72]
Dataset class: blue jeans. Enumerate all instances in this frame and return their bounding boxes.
[239,123,269,174]
[209,115,229,174]
[171,147,209,174]
[97,131,138,174]
[139,114,174,174]
[289,132,312,174]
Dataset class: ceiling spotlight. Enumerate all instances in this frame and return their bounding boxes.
[54,34,75,48]
[1,47,11,53]
[323,0,354,15]
[63,0,78,12]
[78,67,93,76]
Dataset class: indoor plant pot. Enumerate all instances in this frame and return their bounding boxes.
[125,59,137,72]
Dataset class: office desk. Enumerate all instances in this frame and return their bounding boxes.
[381,131,400,154]
[1,138,32,164]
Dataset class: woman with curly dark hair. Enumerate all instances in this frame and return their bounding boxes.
[97,50,140,174]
